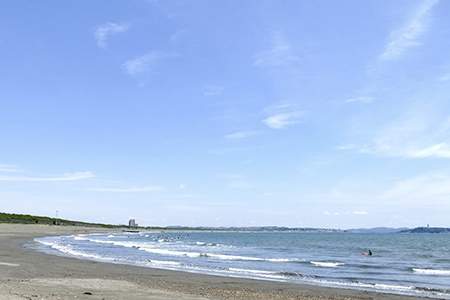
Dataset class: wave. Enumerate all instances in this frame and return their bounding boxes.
[311,261,345,268]
[227,268,286,280]
[228,267,277,274]
[195,241,220,247]
[413,268,450,276]
[81,237,304,263]
[147,259,181,266]
[34,237,450,299]
[36,240,107,261]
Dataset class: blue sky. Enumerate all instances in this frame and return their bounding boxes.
[1,0,450,228]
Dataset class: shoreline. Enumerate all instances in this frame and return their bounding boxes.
[0,224,428,300]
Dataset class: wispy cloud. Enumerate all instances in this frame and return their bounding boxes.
[123,51,177,76]
[438,72,450,82]
[203,85,224,96]
[0,164,21,173]
[218,173,254,190]
[263,104,304,129]
[379,0,439,61]
[88,185,163,193]
[225,130,260,140]
[324,210,368,216]
[352,210,368,215]
[345,96,375,104]
[0,171,94,182]
[338,108,450,159]
[381,172,450,204]
[95,22,129,49]
[254,32,300,68]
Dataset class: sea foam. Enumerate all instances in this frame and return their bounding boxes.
[413,268,450,276]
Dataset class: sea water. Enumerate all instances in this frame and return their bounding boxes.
[34,231,450,298]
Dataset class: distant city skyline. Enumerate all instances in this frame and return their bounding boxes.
[1,0,450,228]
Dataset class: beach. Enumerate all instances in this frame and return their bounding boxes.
[0,224,424,300]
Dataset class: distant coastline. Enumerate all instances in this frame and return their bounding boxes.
[1,212,449,233]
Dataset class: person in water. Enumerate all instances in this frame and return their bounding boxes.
[362,249,373,256]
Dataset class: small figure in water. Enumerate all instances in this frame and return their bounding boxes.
[368,249,373,256]
[362,249,373,256]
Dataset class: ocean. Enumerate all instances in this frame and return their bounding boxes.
[34,231,450,298]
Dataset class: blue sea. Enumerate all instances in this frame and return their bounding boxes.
[34,231,450,298]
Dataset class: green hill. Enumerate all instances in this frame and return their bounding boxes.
[0,212,120,228]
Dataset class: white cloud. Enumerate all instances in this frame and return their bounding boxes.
[0,171,94,182]
[381,173,450,204]
[352,210,368,215]
[225,130,260,140]
[227,180,253,190]
[324,210,368,216]
[345,96,375,104]
[323,211,340,216]
[218,173,254,190]
[438,72,450,82]
[406,143,450,158]
[88,185,163,193]
[379,0,439,61]
[203,85,224,96]
[123,51,177,76]
[0,164,21,173]
[254,32,300,68]
[95,22,129,48]
[339,110,450,159]
[263,105,304,129]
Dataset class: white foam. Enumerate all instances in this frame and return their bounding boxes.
[267,258,303,263]
[36,239,106,260]
[228,268,277,274]
[82,238,267,261]
[206,253,264,261]
[228,268,286,280]
[413,268,450,276]
[311,261,344,268]
[147,259,181,266]
[0,262,20,267]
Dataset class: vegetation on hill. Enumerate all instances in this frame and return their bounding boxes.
[401,227,450,233]
[0,212,121,228]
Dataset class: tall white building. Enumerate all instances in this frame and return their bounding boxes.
[128,219,137,228]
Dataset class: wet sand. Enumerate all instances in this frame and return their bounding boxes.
[0,224,423,300]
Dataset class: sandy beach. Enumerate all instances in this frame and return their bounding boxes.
[0,224,425,300]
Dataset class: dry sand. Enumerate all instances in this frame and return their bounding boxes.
[0,224,423,300]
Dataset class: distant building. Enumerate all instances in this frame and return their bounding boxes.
[128,219,137,228]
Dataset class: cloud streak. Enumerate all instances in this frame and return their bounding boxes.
[95,22,129,48]
[203,85,224,96]
[88,185,163,193]
[338,107,450,159]
[254,32,300,68]
[225,130,260,140]
[345,96,375,104]
[379,0,439,61]
[0,164,21,173]
[381,172,450,204]
[0,171,95,182]
[123,51,177,75]
[263,105,304,129]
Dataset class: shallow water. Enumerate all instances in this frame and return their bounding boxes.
[35,231,450,298]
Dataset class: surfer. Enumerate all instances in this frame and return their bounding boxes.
[362,249,373,256]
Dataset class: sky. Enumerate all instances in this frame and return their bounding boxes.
[1,0,450,228]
